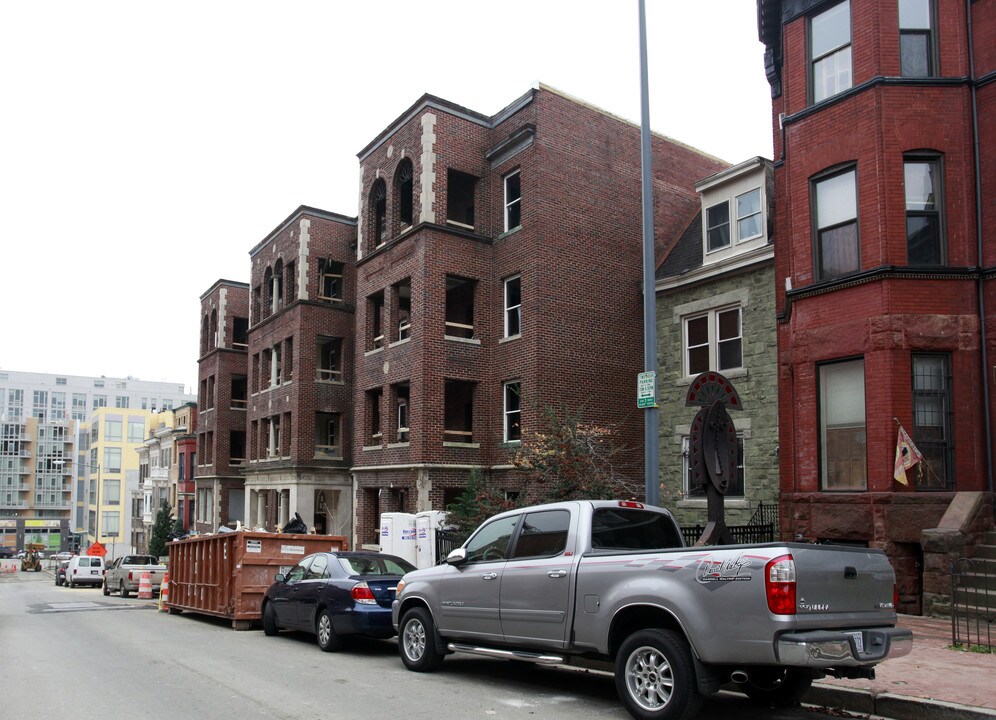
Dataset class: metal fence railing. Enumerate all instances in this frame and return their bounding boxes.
[950,557,995,652]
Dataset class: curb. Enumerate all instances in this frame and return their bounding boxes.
[807,682,996,720]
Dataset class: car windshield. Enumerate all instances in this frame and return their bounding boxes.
[337,556,415,576]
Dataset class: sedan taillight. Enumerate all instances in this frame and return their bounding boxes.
[351,582,377,605]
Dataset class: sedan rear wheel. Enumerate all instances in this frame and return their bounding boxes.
[316,609,343,652]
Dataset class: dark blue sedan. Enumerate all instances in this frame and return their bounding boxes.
[261,551,416,652]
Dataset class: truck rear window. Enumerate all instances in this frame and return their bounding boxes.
[591,508,683,550]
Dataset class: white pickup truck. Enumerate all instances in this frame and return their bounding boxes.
[392,500,913,720]
[103,555,167,597]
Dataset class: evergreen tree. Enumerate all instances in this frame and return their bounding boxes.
[444,468,525,544]
[148,500,174,559]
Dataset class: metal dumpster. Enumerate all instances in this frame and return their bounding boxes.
[166,530,349,629]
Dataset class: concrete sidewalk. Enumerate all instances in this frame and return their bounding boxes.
[805,614,996,720]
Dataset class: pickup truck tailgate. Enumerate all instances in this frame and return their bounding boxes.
[790,545,895,616]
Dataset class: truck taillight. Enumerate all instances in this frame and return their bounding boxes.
[894,584,899,610]
[128,572,134,581]
[351,582,377,605]
[765,554,796,615]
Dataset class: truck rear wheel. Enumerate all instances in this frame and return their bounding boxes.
[399,607,444,672]
[615,629,701,720]
[120,581,129,598]
[737,667,812,707]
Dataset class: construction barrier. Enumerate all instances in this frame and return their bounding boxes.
[158,571,170,612]
[138,571,153,599]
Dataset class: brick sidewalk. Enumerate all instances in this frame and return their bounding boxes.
[807,614,996,719]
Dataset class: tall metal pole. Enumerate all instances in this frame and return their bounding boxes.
[639,0,660,506]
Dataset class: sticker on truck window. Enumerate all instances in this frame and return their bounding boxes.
[281,545,305,555]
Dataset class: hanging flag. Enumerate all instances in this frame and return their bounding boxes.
[893,424,923,486]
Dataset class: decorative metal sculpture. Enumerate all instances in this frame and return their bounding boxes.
[686,371,742,546]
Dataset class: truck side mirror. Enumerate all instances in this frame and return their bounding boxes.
[445,548,467,566]
[274,573,286,583]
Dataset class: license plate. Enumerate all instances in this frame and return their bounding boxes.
[90,570,98,575]
[846,631,864,654]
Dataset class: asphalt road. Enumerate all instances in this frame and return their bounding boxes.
[0,566,868,720]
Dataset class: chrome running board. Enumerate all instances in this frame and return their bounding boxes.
[447,643,564,665]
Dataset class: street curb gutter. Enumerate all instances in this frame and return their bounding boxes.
[807,683,996,720]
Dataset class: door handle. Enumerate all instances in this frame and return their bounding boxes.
[482,572,498,580]
[547,570,567,578]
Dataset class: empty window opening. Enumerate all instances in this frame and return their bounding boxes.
[394,383,410,443]
[233,317,249,347]
[266,417,281,458]
[231,376,247,409]
[446,169,477,229]
[317,337,343,382]
[370,291,385,349]
[372,180,387,247]
[396,159,414,227]
[230,431,246,466]
[272,260,285,313]
[444,380,475,444]
[320,259,344,300]
[315,413,341,459]
[368,389,383,444]
[395,280,411,341]
[445,276,475,339]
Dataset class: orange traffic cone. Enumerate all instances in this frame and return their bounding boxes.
[158,571,170,612]
[138,571,153,599]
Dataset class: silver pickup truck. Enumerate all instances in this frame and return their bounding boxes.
[102,555,167,597]
[392,500,912,720]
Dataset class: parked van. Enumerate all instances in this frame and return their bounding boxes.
[66,556,104,588]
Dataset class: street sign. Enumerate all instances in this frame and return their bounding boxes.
[637,371,657,408]
[86,541,107,558]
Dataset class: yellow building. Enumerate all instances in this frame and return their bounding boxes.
[85,408,167,558]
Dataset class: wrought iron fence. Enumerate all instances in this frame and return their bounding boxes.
[950,557,995,652]
[680,501,778,547]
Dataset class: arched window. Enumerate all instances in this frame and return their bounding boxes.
[263,267,274,318]
[200,313,210,355]
[371,179,387,247]
[395,159,414,228]
[273,259,285,312]
[210,309,218,350]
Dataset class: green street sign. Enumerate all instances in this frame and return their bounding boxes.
[637,371,657,408]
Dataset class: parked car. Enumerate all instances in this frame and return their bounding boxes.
[0,546,14,559]
[103,555,167,597]
[66,555,105,588]
[52,551,74,561]
[262,551,415,651]
[393,500,912,720]
[55,560,70,586]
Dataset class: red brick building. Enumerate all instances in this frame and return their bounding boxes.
[758,0,995,612]
[197,85,727,546]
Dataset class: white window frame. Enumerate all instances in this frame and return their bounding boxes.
[810,0,853,103]
[504,275,521,338]
[683,305,743,377]
[735,187,763,242]
[504,170,521,231]
[814,167,859,280]
[397,401,409,443]
[503,381,521,444]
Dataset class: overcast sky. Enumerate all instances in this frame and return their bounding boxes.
[0,1,773,393]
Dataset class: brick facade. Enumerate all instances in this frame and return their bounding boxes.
[758,0,996,613]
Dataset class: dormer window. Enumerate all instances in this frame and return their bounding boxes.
[706,201,731,252]
[736,188,762,241]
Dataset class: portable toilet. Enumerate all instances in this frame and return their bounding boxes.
[415,510,448,569]
[380,512,417,566]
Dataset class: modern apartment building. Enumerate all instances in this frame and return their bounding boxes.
[757,0,995,612]
[199,84,728,547]
[0,370,194,552]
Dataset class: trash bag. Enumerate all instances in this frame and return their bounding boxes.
[282,512,307,534]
